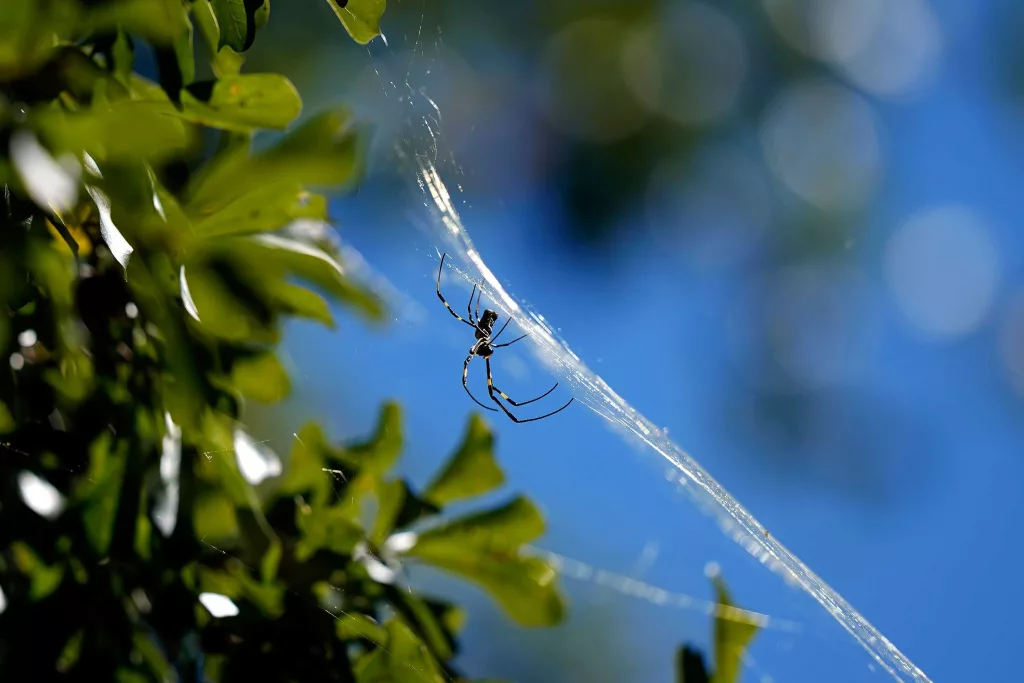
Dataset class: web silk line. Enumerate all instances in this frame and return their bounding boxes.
[407,152,931,683]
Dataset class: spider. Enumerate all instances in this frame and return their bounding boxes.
[436,253,574,423]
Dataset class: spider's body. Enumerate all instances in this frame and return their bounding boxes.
[436,253,573,423]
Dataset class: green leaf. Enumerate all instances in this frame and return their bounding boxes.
[132,631,172,681]
[355,619,445,683]
[413,496,544,550]
[185,108,361,213]
[84,0,190,46]
[173,14,196,85]
[0,0,73,80]
[254,0,270,29]
[270,281,335,328]
[11,542,64,600]
[325,0,386,45]
[295,502,363,560]
[33,101,194,163]
[260,539,282,582]
[192,0,221,53]
[406,497,564,626]
[371,479,405,547]
[0,401,14,434]
[180,74,302,131]
[193,492,240,542]
[76,433,129,555]
[386,590,460,661]
[278,423,335,502]
[191,183,327,238]
[710,576,761,683]
[231,351,291,403]
[338,402,402,474]
[56,630,84,673]
[179,262,279,343]
[336,613,388,645]
[424,414,503,505]
[210,0,254,51]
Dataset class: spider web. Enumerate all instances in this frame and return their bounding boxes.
[246,3,937,681]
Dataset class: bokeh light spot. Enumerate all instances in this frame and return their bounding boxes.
[760,79,881,211]
[885,205,999,338]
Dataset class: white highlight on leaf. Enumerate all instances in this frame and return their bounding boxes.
[9,353,24,371]
[86,185,133,271]
[384,530,418,554]
[179,266,201,322]
[80,153,133,270]
[250,233,344,277]
[82,152,102,177]
[153,413,181,537]
[17,329,37,348]
[199,592,239,618]
[234,428,282,485]
[353,541,397,584]
[10,130,80,213]
[17,471,65,520]
[0,584,6,615]
[125,302,139,319]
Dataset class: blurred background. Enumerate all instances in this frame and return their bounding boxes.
[229,1,1024,681]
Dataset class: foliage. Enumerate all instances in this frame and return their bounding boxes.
[0,0,564,680]
[676,575,761,683]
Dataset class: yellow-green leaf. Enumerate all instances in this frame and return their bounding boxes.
[325,0,386,45]
[337,613,388,645]
[231,352,290,403]
[711,576,761,683]
[424,414,503,505]
[180,74,302,131]
[354,619,445,683]
[406,497,564,626]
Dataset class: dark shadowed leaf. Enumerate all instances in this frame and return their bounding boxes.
[76,433,129,555]
[424,414,503,505]
[325,0,386,45]
[676,646,711,683]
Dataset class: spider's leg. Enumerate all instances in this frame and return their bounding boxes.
[490,316,512,343]
[486,358,574,423]
[493,333,527,348]
[464,355,497,412]
[437,253,476,328]
[467,283,478,324]
[474,284,485,322]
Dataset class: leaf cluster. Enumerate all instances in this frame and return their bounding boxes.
[0,1,563,681]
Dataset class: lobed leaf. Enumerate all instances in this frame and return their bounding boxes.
[424,414,503,506]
